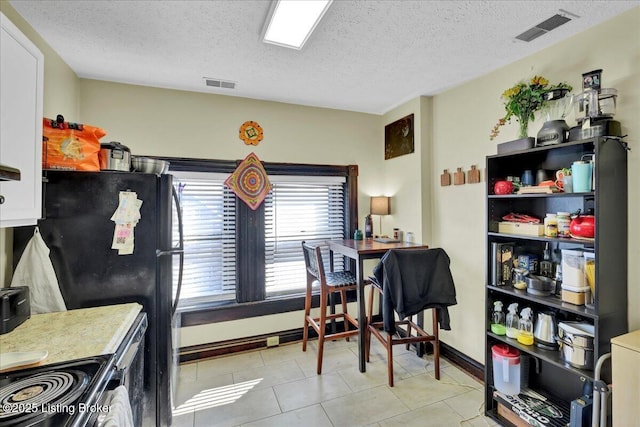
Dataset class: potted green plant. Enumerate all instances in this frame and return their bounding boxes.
[490,76,572,141]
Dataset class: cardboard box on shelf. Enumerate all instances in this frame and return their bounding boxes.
[491,242,515,287]
[499,222,544,237]
[497,402,529,427]
[517,254,539,274]
[562,289,587,305]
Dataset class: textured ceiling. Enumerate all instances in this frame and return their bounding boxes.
[8,0,639,114]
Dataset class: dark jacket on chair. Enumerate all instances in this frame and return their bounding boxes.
[372,248,457,334]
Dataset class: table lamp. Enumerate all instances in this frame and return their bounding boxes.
[370,196,390,237]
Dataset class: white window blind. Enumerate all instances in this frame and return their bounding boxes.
[264,176,346,296]
[172,172,236,308]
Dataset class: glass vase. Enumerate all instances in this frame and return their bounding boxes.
[518,120,529,139]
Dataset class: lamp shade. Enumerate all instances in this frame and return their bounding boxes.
[370,196,390,215]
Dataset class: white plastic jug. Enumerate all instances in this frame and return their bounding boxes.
[492,344,521,396]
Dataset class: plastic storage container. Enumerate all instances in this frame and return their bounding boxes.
[492,344,521,396]
[561,248,586,288]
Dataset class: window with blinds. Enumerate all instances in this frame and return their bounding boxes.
[169,164,350,312]
[264,175,346,296]
[172,171,236,308]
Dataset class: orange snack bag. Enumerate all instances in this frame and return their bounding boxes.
[42,116,106,171]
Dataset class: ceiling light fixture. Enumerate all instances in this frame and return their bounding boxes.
[262,0,333,50]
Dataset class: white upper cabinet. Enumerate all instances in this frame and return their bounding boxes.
[0,12,44,228]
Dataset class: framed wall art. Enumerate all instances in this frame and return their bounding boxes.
[384,114,414,160]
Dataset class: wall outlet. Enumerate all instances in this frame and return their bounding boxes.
[266,336,280,347]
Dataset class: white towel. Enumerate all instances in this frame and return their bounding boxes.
[101,385,134,427]
[11,227,66,313]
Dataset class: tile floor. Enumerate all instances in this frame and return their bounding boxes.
[171,338,500,427]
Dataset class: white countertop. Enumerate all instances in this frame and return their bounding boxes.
[0,303,142,369]
[612,329,640,353]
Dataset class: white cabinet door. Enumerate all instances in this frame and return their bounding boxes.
[0,12,43,228]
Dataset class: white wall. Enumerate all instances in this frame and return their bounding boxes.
[430,7,640,363]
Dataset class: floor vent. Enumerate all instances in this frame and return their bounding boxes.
[205,78,236,89]
[515,11,576,42]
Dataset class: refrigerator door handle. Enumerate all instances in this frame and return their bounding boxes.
[156,248,183,256]
[172,185,184,252]
[171,186,184,316]
[156,185,185,257]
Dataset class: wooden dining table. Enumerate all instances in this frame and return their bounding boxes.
[328,238,429,372]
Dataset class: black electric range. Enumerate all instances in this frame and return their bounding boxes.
[0,355,114,426]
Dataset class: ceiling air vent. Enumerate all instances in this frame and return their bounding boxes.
[515,10,577,42]
[205,78,236,89]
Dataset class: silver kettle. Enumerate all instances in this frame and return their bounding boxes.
[534,311,557,349]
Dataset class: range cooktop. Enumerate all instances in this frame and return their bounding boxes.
[0,355,112,427]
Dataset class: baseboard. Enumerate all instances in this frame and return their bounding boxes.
[179,315,382,363]
[179,325,486,384]
[439,341,484,381]
[179,328,304,363]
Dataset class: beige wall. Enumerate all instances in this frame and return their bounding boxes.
[2,1,638,363]
[379,97,428,243]
[0,2,79,286]
[431,7,640,362]
[77,81,380,167]
[77,80,382,346]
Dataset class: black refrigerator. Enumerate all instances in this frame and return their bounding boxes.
[13,170,183,427]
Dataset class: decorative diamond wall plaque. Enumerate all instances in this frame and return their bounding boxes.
[225,152,272,210]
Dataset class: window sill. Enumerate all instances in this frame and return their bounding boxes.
[178,291,356,327]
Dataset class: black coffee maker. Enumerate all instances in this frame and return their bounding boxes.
[568,69,621,141]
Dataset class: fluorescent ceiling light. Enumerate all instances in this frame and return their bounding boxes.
[263,0,333,50]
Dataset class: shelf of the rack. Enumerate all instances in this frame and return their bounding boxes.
[487,232,595,247]
[490,387,572,427]
[486,332,595,381]
[487,138,596,159]
[487,285,597,318]
[484,136,628,422]
[487,191,594,199]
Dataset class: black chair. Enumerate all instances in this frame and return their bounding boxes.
[365,248,457,387]
[301,241,359,374]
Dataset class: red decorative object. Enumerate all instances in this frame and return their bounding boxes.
[225,152,272,210]
[494,180,514,195]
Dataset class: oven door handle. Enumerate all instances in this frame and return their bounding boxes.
[114,340,141,380]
